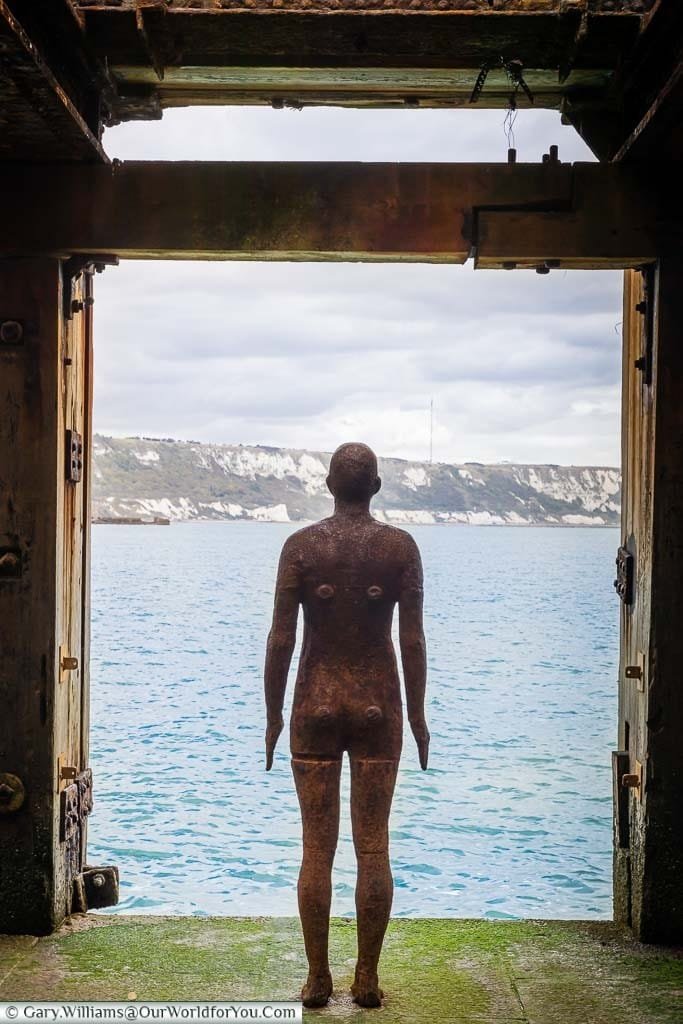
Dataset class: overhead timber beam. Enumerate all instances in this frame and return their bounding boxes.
[612,0,683,161]
[4,0,120,130]
[74,1,645,121]
[0,161,570,263]
[0,0,109,162]
[474,164,680,268]
[2,160,678,266]
[78,0,643,72]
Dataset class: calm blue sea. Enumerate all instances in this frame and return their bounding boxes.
[88,522,619,920]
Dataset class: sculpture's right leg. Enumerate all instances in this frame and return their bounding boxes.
[349,757,399,1008]
[292,756,342,1008]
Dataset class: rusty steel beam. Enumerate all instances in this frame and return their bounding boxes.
[1,160,676,266]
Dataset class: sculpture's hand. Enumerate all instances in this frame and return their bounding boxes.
[265,715,284,772]
[409,715,430,771]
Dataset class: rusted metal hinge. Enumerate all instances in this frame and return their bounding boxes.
[72,865,120,913]
[59,767,120,912]
[634,264,655,388]
[62,254,118,321]
[614,545,634,605]
[59,766,93,840]
[66,429,83,483]
[612,750,630,849]
[622,759,643,802]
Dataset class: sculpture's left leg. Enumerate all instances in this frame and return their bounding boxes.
[349,757,399,1008]
[292,756,342,1008]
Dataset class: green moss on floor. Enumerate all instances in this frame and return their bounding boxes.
[1,917,681,1023]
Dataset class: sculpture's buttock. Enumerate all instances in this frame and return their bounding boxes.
[291,694,401,762]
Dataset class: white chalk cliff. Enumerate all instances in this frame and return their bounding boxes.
[92,435,621,527]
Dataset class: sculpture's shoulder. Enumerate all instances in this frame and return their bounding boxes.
[278,523,316,559]
[370,520,421,559]
[278,520,338,562]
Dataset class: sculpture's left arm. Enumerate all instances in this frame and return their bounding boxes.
[399,534,429,770]
[264,537,301,770]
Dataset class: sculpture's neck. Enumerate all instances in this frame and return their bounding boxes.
[333,499,373,520]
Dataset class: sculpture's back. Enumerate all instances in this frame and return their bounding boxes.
[289,514,417,763]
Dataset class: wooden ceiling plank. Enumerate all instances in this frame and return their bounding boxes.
[109,63,609,111]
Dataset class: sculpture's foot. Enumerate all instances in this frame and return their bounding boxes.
[301,971,333,1008]
[351,969,384,1008]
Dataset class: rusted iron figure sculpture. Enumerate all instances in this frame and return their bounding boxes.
[264,442,429,1009]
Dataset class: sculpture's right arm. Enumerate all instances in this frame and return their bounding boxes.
[264,538,301,771]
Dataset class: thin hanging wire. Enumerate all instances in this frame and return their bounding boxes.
[503,100,518,151]
[502,59,529,154]
[468,55,532,157]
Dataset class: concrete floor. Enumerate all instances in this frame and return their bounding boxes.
[1,917,682,1023]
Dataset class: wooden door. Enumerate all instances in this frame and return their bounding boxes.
[55,265,95,920]
[0,259,95,932]
[615,267,654,931]
[617,262,683,943]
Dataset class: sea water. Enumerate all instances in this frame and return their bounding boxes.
[88,522,619,919]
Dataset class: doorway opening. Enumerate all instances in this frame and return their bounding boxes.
[87,103,624,919]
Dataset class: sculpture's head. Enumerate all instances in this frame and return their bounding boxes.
[327,442,381,503]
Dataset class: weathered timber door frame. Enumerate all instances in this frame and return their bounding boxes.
[1,159,681,940]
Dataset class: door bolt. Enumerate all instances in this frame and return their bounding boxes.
[621,759,643,799]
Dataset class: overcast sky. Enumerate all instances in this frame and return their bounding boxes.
[96,106,623,466]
